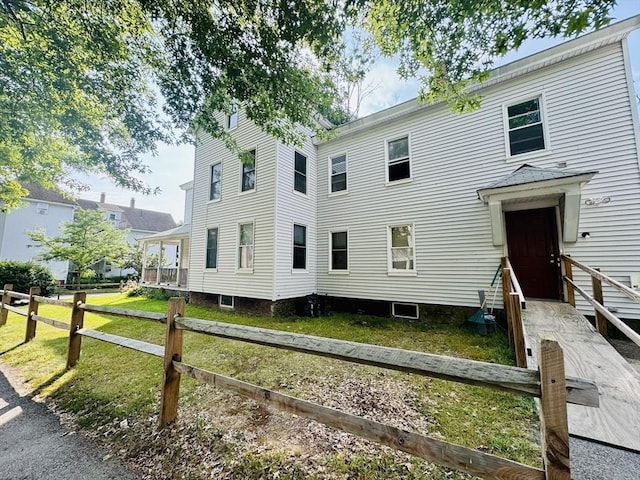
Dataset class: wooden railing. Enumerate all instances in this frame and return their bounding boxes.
[0,284,599,480]
[501,257,527,368]
[562,255,640,347]
[142,267,188,286]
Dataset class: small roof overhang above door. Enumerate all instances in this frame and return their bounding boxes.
[477,164,597,246]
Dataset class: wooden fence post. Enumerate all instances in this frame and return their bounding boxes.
[0,283,13,327]
[538,336,571,480]
[563,256,575,307]
[592,268,607,338]
[25,287,40,342]
[510,292,527,368]
[160,297,185,427]
[67,291,87,368]
[501,259,514,349]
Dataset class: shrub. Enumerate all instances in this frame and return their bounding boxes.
[0,261,58,297]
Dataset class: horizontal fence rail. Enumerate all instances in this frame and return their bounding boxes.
[79,303,167,323]
[0,285,595,480]
[176,316,598,407]
[173,359,545,480]
[33,295,74,308]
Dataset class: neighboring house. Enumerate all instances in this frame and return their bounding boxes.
[138,181,192,288]
[188,16,640,320]
[0,185,77,282]
[77,193,177,278]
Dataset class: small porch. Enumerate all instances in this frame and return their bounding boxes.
[138,224,190,290]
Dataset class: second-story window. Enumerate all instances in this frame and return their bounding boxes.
[241,149,256,192]
[330,154,347,193]
[386,136,411,182]
[227,110,238,130]
[294,151,307,194]
[209,162,221,201]
[506,97,546,156]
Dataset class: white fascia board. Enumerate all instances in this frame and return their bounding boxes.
[315,15,640,145]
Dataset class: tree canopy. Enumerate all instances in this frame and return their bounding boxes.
[1,0,616,208]
[28,208,130,277]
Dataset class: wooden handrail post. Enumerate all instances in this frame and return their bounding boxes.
[592,268,607,338]
[160,297,185,427]
[501,259,515,349]
[0,283,13,327]
[510,292,527,368]
[562,256,575,307]
[538,336,571,480]
[25,287,40,342]
[67,291,87,368]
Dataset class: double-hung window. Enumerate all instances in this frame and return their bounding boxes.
[294,152,307,194]
[238,222,254,270]
[506,97,546,156]
[206,228,218,269]
[386,136,411,182]
[293,224,307,270]
[330,154,347,193]
[227,110,238,130]
[241,149,256,192]
[389,225,415,272]
[330,231,348,271]
[209,163,221,201]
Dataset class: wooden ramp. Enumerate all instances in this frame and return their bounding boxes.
[522,300,640,452]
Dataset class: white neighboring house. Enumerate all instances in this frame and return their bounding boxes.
[76,193,178,279]
[138,181,192,289]
[187,16,640,320]
[0,185,77,282]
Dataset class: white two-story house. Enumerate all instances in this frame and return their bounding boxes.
[187,16,640,320]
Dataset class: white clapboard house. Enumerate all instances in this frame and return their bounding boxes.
[186,16,640,320]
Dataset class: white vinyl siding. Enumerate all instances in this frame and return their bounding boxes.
[274,135,317,300]
[317,43,640,319]
[189,109,276,300]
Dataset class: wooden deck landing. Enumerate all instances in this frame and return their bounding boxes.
[522,300,640,452]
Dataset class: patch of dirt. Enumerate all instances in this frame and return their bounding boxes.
[66,375,453,479]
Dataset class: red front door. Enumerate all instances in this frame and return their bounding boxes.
[505,208,561,300]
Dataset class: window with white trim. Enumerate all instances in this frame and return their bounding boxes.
[238,222,254,269]
[294,152,307,194]
[220,295,234,308]
[389,225,415,271]
[330,154,347,193]
[227,111,238,130]
[293,224,306,269]
[330,231,348,271]
[392,303,419,319]
[386,136,411,182]
[206,228,218,269]
[209,162,221,201]
[241,149,256,192]
[506,97,546,156]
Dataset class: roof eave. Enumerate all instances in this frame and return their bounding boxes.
[477,172,597,203]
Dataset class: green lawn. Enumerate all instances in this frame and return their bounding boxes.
[0,293,541,479]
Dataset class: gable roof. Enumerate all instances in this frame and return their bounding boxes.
[77,199,177,232]
[23,184,78,206]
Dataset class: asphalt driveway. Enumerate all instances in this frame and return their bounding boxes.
[0,362,140,480]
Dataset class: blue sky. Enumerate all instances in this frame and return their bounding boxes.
[79,2,640,224]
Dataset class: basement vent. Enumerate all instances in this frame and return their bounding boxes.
[219,295,234,309]
[392,302,419,320]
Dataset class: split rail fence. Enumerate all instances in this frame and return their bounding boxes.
[0,284,600,480]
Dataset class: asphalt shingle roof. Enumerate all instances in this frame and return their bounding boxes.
[23,184,78,206]
[480,164,598,190]
[78,200,177,232]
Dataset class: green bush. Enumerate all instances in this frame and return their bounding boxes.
[0,261,58,297]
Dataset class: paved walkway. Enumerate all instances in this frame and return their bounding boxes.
[0,362,140,480]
